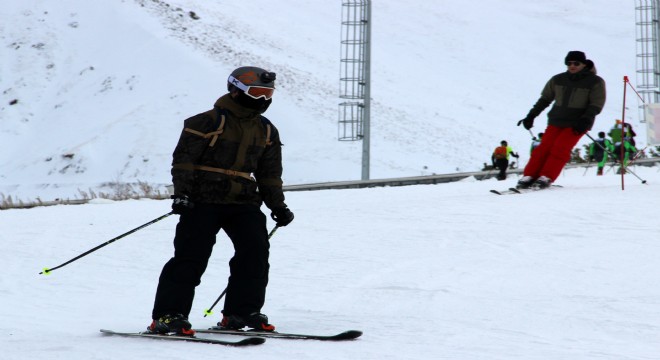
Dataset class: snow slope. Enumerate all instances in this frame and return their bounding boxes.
[4,167,660,359]
[0,0,639,202]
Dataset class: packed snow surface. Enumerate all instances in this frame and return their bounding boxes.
[4,167,660,359]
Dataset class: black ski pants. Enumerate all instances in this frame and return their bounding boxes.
[152,203,270,320]
[495,158,509,180]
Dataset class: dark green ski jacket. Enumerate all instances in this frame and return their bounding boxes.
[170,94,286,210]
[526,69,606,130]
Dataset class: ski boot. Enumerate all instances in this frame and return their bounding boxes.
[147,313,195,336]
[531,176,552,189]
[516,176,535,189]
[218,312,275,332]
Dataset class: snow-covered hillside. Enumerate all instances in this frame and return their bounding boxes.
[0,0,639,202]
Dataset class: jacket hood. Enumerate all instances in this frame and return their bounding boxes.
[566,68,593,81]
[214,94,264,119]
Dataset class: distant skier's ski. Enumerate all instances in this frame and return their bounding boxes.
[99,329,265,346]
[195,327,363,341]
[490,185,562,195]
[490,189,518,195]
[510,184,563,194]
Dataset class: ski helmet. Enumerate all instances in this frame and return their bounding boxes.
[227,67,276,98]
[227,66,276,112]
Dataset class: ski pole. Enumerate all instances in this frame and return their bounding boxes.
[605,159,618,175]
[582,159,592,176]
[203,224,280,317]
[584,133,647,184]
[39,212,174,275]
[203,287,227,318]
[627,146,648,167]
[527,129,536,139]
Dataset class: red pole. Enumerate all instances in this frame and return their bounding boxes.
[620,76,628,191]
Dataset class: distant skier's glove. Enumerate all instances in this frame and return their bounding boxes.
[271,206,294,227]
[171,195,194,215]
[512,153,520,158]
[517,117,534,130]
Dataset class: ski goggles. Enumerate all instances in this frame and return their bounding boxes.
[228,75,275,100]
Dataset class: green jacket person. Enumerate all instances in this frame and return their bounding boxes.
[588,131,613,175]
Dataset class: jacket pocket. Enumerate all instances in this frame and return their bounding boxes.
[569,88,590,108]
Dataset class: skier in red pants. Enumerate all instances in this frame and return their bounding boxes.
[516,51,606,189]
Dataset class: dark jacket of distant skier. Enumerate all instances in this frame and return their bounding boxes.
[524,66,606,131]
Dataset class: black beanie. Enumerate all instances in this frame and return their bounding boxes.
[565,51,587,64]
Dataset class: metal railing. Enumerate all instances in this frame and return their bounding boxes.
[5,158,658,209]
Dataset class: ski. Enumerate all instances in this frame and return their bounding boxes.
[99,329,265,346]
[490,189,518,195]
[491,184,562,195]
[195,327,363,341]
[509,184,563,194]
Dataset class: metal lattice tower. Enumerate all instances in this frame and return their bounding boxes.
[636,0,660,122]
[339,0,371,180]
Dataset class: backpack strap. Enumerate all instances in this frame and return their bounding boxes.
[260,115,273,146]
[183,108,226,147]
[172,163,253,181]
[184,109,272,147]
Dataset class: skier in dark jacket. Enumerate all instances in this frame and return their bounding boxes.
[491,140,519,180]
[588,131,613,175]
[516,51,606,189]
[148,66,294,336]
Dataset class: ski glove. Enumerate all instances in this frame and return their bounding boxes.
[271,206,294,227]
[517,117,534,130]
[572,117,592,135]
[171,195,194,215]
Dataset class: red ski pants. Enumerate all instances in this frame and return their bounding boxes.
[523,125,583,182]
